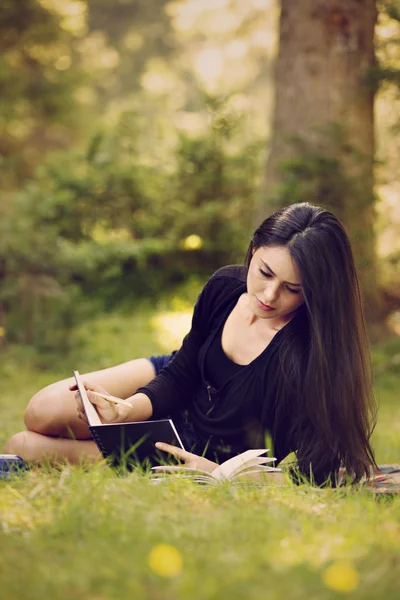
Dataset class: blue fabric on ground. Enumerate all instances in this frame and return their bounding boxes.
[0,455,27,479]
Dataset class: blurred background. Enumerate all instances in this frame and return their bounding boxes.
[0,0,400,369]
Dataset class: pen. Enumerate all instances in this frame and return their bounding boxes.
[89,391,132,408]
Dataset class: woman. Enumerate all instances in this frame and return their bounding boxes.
[5,203,377,484]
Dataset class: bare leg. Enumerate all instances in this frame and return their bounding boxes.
[4,357,157,464]
[4,431,101,464]
[24,358,156,438]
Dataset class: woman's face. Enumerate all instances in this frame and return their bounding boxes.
[247,245,305,321]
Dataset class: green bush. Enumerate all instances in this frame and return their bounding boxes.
[0,104,263,354]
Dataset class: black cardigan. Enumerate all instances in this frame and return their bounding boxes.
[138,265,339,485]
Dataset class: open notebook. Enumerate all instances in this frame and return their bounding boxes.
[73,370,185,469]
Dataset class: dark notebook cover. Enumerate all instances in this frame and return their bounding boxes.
[73,370,185,469]
[89,420,184,469]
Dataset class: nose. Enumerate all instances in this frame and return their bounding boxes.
[263,281,279,305]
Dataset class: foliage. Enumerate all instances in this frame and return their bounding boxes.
[0,0,176,188]
[87,0,174,100]
[0,100,262,351]
[0,0,90,187]
[1,0,399,351]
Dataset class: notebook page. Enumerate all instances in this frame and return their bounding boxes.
[211,449,270,481]
[73,370,102,426]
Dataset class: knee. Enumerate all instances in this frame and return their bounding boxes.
[24,389,54,433]
[4,431,30,460]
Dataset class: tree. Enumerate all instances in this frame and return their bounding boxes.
[259,0,382,322]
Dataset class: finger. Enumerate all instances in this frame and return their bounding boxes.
[74,387,102,410]
[70,380,109,395]
[87,390,118,412]
[155,442,194,462]
[77,407,87,422]
[75,391,84,411]
[83,381,110,395]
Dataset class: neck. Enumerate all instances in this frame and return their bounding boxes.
[263,311,296,331]
[241,294,297,330]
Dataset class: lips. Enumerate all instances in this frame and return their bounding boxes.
[256,298,275,311]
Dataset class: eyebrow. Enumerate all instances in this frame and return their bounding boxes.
[261,260,303,287]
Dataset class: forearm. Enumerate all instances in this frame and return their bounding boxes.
[122,392,153,422]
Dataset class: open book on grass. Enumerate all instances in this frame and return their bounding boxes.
[151,449,283,485]
[73,370,185,469]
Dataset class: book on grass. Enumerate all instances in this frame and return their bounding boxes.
[151,448,283,485]
[0,455,27,479]
[73,370,185,469]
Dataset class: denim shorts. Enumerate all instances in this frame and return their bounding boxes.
[148,352,176,376]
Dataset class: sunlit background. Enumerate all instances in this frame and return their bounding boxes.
[1,0,400,351]
[1,6,400,600]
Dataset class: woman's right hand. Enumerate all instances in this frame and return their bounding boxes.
[69,381,132,425]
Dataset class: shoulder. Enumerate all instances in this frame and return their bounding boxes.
[202,265,247,302]
[193,265,247,323]
[209,264,247,285]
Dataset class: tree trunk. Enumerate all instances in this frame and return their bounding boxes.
[259,0,382,322]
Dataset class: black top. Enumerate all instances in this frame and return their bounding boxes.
[137,265,339,485]
[204,328,244,390]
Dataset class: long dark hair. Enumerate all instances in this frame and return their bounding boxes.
[245,203,377,481]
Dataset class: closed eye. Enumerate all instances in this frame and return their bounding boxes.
[259,268,272,278]
[259,268,300,295]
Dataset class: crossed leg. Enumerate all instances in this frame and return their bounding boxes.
[4,358,156,464]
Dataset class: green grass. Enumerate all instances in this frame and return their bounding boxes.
[1,303,400,600]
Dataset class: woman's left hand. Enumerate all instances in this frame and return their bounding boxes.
[155,442,218,473]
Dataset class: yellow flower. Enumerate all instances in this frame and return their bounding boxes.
[0,326,5,338]
[148,544,183,577]
[321,561,359,593]
[182,234,203,250]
